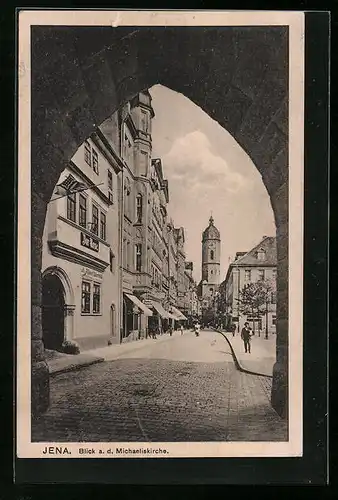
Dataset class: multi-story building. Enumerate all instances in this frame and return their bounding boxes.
[181,262,199,322]
[41,128,122,351]
[41,89,196,351]
[219,236,277,333]
[119,93,155,342]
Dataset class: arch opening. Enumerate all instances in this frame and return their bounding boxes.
[30,25,289,419]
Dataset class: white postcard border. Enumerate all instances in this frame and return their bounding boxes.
[17,9,305,459]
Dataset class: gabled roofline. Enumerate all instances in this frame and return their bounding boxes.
[232,235,275,265]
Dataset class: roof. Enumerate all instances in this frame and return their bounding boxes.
[222,236,277,285]
[202,216,220,241]
[234,236,277,266]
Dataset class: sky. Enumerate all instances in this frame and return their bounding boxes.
[149,84,276,283]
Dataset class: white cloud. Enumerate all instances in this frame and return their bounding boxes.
[162,130,250,196]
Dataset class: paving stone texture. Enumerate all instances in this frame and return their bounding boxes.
[32,330,287,443]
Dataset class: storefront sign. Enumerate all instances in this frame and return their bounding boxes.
[81,267,103,281]
[80,232,99,252]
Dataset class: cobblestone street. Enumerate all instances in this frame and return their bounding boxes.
[32,330,288,442]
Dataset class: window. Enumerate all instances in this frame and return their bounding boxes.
[135,244,142,272]
[92,149,99,174]
[110,252,115,273]
[258,269,265,281]
[271,291,277,304]
[136,194,143,223]
[123,129,133,166]
[124,178,131,216]
[210,250,214,260]
[79,194,87,228]
[141,110,148,132]
[108,170,113,190]
[272,269,277,280]
[257,249,266,261]
[93,284,101,314]
[140,151,148,176]
[81,281,91,313]
[272,315,277,326]
[126,241,130,270]
[67,192,76,222]
[92,205,99,235]
[84,141,91,165]
[245,269,251,282]
[211,270,213,275]
[84,141,99,173]
[100,212,106,240]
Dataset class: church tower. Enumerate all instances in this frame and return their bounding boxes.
[200,216,221,305]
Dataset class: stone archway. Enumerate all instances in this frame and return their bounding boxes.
[31,25,288,417]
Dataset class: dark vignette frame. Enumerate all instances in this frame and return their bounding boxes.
[8,9,329,487]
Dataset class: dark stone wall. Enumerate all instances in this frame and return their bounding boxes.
[30,26,289,417]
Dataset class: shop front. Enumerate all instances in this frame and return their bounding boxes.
[149,301,172,335]
[122,293,153,342]
[170,306,188,329]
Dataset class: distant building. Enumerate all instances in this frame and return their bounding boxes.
[197,216,221,322]
[219,236,277,333]
[179,261,198,320]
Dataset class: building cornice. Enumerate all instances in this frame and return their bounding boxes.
[48,240,109,273]
[229,262,277,269]
[92,129,124,174]
[124,113,138,140]
[57,215,111,248]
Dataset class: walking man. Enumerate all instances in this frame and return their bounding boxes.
[180,324,184,335]
[241,322,252,353]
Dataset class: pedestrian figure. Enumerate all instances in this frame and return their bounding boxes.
[231,323,237,337]
[241,322,252,353]
[169,325,173,336]
[180,325,184,335]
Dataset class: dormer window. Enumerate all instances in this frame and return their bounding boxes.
[257,248,266,261]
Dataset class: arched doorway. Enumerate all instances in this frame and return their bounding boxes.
[41,274,65,351]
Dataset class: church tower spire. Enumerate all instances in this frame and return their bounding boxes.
[199,216,221,309]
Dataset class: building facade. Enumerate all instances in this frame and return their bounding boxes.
[41,90,196,351]
[181,262,199,322]
[219,236,277,334]
[41,130,122,351]
[118,93,189,341]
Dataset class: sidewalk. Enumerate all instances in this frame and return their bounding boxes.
[47,331,182,375]
[85,330,182,361]
[218,330,276,377]
[47,351,105,377]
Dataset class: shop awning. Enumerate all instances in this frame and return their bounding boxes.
[125,293,153,316]
[170,306,188,321]
[151,301,170,319]
[167,312,177,320]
